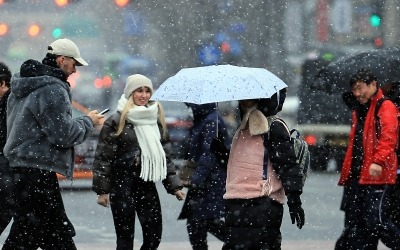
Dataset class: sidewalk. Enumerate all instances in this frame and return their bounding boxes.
[76,240,335,250]
[77,240,391,250]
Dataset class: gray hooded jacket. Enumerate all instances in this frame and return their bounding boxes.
[4,59,93,179]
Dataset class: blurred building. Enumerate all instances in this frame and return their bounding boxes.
[1,0,399,99]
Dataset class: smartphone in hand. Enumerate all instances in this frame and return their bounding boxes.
[99,108,110,115]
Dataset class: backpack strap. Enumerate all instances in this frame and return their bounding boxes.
[374,97,390,138]
[262,116,290,180]
[262,133,269,180]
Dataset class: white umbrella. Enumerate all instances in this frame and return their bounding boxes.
[150,64,287,104]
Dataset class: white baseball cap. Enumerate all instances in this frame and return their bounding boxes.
[48,38,88,66]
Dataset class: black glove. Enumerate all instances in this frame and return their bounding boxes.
[210,137,229,167]
[287,193,305,229]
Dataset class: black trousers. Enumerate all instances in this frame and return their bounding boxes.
[222,197,283,250]
[186,217,226,250]
[0,157,14,235]
[2,168,76,250]
[335,180,400,250]
[110,173,162,250]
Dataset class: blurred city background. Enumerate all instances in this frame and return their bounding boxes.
[2,0,397,100]
[2,0,398,173]
[0,1,397,248]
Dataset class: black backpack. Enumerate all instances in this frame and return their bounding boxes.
[266,116,310,186]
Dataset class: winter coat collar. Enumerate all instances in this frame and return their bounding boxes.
[20,59,66,80]
[11,60,70,99]
[238,105,270,136]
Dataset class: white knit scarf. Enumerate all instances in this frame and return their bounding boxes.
[117,95,167,182]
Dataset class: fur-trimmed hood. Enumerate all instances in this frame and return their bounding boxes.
[238,105,270,136]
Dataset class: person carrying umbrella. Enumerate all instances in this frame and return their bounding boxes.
[177,102,229,249]
[336,68,400,250]
[219,88,305,250]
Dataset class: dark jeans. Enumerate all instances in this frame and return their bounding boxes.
[0,157,14,235]
[2,167,76,250]
[222,197,283,250]
[110,172,162,250]
[335,179,400,250]
[186,217,226,250]
[390,173,400,229]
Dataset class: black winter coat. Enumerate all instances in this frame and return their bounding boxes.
[0,89,10,156]
[92,112,182,195]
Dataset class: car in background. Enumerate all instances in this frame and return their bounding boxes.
[57,107,102,187]
[296,57,351,172]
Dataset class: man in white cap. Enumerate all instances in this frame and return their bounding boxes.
[45,38,89,78]
[2,38,103,250]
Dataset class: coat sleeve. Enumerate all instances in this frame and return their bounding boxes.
[37,85,93,148]
[267,120,304,195]
[92,116,118,195]
[161,126,183,194]
[374,100,399,167]
[191,115,227,188]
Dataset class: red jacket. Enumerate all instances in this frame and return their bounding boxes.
[339,89,399,186]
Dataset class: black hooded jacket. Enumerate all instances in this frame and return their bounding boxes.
[3,59,93,178]
[0,88,10,157]
[259,88,304,194]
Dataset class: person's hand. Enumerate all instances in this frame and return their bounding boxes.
[174,190,185,201]
[97,193,110,207]
[210,137,229,164]
[369,163,383,177]
[87,110,104,126]
[287,194,305,229]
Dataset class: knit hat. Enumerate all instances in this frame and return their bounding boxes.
[124,74,153,98]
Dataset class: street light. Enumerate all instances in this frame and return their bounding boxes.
[114,0,129,7]
[54,0,68,7]
[0,23,9,36]
[28,24,40,37]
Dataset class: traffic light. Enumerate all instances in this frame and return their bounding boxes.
[373,37,383,48]
[28,24,40,37]
[114,0,129,7]
[370,3,383,48]
[369,13,381,28]
[0,23,9,36]
[52,27,63,39]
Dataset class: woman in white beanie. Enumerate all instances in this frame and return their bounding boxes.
[92,74,185,250]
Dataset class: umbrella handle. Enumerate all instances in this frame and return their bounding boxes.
[216,102,218,137]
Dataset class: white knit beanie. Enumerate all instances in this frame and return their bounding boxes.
[124,74,153,98]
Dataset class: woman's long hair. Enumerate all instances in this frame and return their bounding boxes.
[115,99,167,139]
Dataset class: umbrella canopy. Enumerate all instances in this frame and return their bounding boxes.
[313,51,400,94]
[151,64,287,104]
